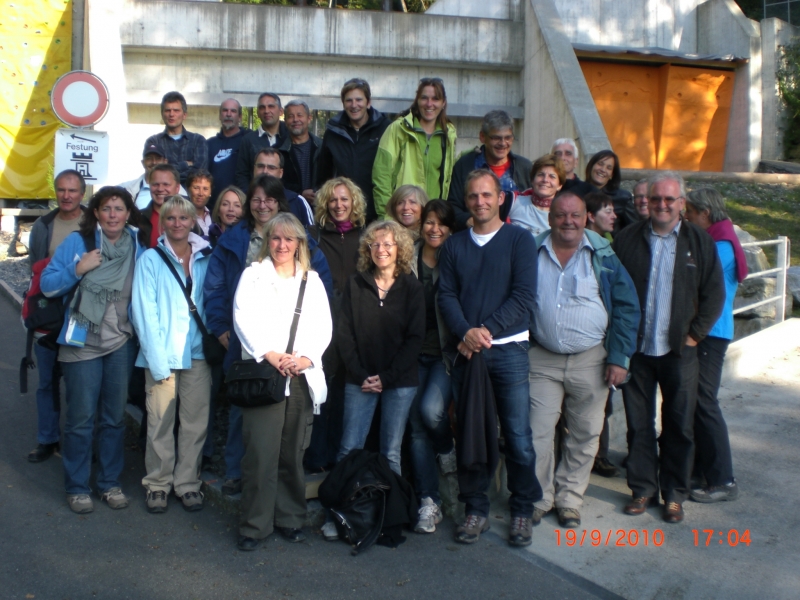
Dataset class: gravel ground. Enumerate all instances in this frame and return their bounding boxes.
[0,230,31,297]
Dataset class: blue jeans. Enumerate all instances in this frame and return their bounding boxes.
[450,341,541,518]
[408,354,453,503]
[225,404,245,480]
[338,383,417,475]
[60,338,137,495]
[34,343,61,445]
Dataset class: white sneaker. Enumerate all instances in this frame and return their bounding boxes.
[100,487,129,510]
[414,497,443,533]
[438,448,457,475]
[321,520,339,541]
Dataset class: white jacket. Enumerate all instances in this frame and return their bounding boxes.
[233,259,332,413]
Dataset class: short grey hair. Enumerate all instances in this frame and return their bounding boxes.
[480,110,514,136]
[221,98,242,116]
[551,138,579,160]
[647,171,686,199]
[284,99,311,115]
[686,188,728,224]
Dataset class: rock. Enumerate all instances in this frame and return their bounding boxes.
[788,266,800,305]
[734,317,776,340]
[734,225,770,274]
[734,277,794,319]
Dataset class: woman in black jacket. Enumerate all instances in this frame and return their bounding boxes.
[585,149,637,231]
[304,176,366,472]
[336,220,425,476]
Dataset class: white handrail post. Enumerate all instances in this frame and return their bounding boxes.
[775,236,788,324]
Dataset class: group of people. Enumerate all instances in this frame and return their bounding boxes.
[25,77,744,552]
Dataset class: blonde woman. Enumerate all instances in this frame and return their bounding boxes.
[336,220,425,475]
[232,213,332,551]
[386,184,428,239]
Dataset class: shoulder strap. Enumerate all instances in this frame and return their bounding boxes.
[285,272,308,354]
[154,247,211,338]
[438,131,447,200]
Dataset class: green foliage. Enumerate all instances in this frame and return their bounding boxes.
[777,42,800,160]
[733,0,762,20]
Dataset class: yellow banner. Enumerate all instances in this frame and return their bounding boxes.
[0,1,73,199]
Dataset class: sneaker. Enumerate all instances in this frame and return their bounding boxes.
[455,514,489,544]
[592,457,619,478]
[532,506,549,525]
[509,516,533,546]
[414,497,443,534]
[222,478,242,496]
[67,494,94,514]
[690,481,739,503]
[321,520,339,541]
[100,487,129,510]
[180,491,204,512]
[437,448,457,475]
[557,507,581,528]
[28,442,59,463]
[146,490,168,514]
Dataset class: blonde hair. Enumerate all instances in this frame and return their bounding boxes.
[211,185,246,226]
[314,177,367,228]
[256,212,312,273]
[159,195,196,229]
[386,184,429,226]
[357,220,414,277]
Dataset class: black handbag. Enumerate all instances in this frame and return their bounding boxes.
[154,247,226,366]
[330,470,389,556]
[225,272,308,408]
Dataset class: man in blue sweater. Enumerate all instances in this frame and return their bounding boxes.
[438,169,541,547]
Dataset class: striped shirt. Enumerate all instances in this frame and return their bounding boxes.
[641,221,681,356]
[533,234,607,354]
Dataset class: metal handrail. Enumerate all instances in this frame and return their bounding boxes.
[734,236,791,324]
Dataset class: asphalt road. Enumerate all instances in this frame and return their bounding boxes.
[0,294,618,600]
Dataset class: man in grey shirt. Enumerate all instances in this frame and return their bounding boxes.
[529,191,639,529]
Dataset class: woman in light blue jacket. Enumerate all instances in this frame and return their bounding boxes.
[131,196,213,514]
[41,186,144,515]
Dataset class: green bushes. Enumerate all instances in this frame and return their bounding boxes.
[777,42,800,160]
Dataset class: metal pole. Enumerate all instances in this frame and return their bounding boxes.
[775,236,788,324]
[72,0,85,70]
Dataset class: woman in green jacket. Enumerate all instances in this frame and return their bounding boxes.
[372,78,457,218]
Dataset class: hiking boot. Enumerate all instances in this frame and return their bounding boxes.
[509,516,533,547]
[99,487,129,510]
[532,506,549,525]
[455,514,489,544]
[67,494,94,514]
[146,490,168,514]
[28,442,59,463]
[592,457,619,478]
[180,491,204,512]
[414,497,443,534]
[690,481,739,503]
[437,448,457,475]
[557,507,581,528]
[222,478,242,495]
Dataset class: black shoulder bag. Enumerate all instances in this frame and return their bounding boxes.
[154,247,226,366]
[225,271,308,408]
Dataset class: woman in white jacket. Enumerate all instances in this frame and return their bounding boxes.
[233,212,332,551]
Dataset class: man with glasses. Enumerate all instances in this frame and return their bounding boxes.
[251,148,313,227]
[448,110,531,230]
[235,93,288,190]
[613,172,723,524]
[316,78,390,222]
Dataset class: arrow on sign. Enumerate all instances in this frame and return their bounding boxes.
[70,134,95,142]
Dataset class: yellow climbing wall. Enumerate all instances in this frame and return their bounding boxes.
[0,0,73,199]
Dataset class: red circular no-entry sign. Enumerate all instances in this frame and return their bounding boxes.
[51,71,110,127]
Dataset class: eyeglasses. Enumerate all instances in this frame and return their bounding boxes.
[369,242,397,251]
[419,77,444,86]
[251,197,278,206]
[648,196,682,205]
[488,135,514,143]
[633,194,648,201]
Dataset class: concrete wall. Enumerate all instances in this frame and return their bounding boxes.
[523,0,609,166]
[697,0,762,172]
[426,0,523,21]
[761,18,800,161]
